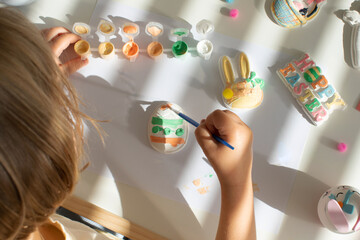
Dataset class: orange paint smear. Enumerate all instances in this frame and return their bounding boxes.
[122,42,139,57]
[123,25,138,34]
[150,136,184,147]
[192,179,201,187]
[160,104,172,110]
[197,186,209,195]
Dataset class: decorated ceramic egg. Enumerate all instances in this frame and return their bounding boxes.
[148,103,188,154]
[318,185,360,234]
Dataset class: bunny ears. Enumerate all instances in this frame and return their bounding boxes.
[219,53,265,110]
[271,0,326,28]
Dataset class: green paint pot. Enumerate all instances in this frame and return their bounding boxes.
[172,41,188,58]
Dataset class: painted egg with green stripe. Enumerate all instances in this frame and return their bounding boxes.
[304,66,321,83]
[148,102,188,154]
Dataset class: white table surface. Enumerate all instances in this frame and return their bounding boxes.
[17,0,360,239]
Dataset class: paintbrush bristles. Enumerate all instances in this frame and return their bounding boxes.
[168,105,180,114]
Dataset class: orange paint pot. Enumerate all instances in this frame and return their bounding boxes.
[147,41,163,59]
[122,41,139,62]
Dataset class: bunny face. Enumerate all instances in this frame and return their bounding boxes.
[318,185,360,234]
[219,53,264,110]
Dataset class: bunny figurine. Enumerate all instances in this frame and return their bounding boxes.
[219,52,264,110]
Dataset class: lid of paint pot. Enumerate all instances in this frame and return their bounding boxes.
[171,28,189,40]
[121,22,140,40]
[73,22,91,37]
[145,22,164,38]
[196,19,214,35]
[97,20,116,36]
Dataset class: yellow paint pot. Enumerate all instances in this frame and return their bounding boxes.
[147,41,163,59]
[98,42,115,59]
[74,40,91,59]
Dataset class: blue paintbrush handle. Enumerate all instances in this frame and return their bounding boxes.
[178,112,234,150]
[212,134,235,150]
[178,112,200,127]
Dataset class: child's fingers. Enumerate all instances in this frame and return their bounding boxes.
[205,110,236,139]
[222,110,244,125]
[50,32,81,57]
[42,27,70,42]
[208,110,249,137]
[195,122,218,152]
[60,57,88,76]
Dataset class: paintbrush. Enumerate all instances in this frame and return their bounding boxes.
[169,106,235,150]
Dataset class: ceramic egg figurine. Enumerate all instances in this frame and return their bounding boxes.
[148,103,188,154]
[318,185,360,234]
[271,0,326,28]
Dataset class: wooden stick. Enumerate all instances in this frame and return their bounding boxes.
[62,195,168,240]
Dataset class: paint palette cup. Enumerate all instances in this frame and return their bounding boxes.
[72,22,91,38]
[121,22,139,41]
[147,41,163,60]
[197,39,213,60]
[148,103,189,154]
[171,28,189,41]
[196,19,214,36]
[172,41,188,59]
[145,22,163,41]
[318,186,360,234]
[74,39,91,60]
[98,42,115,60]
[122,41,139,62]
[97,20,116,41]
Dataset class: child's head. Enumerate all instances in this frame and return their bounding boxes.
[0,7,86,239]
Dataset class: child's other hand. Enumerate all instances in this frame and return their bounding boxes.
[42,27,88,76]
[195,110,253,187]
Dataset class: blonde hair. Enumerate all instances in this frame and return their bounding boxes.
[0,7,92,239]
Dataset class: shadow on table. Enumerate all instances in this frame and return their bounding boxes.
[253,152,329,225]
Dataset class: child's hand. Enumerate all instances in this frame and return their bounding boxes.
[196,110,256,240]
[42,27,88,76]
[195,110,253,187]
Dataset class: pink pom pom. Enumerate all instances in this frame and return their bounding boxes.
[337,142,347,153]
[229,9,239,18]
